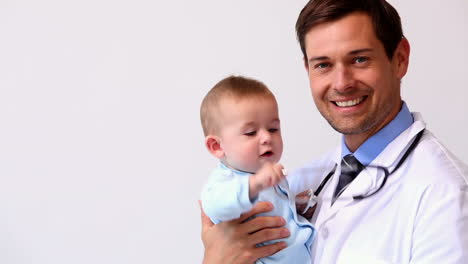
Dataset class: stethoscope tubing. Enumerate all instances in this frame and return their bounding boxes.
[315,128,426,200]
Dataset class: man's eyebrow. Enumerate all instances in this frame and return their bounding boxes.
[308,48,374,64]
[308,56,329,64]
[349,48,373,55]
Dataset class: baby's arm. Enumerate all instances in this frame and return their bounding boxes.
[249,163,285,200]
[202,163,285,223]
[201,170,254,223]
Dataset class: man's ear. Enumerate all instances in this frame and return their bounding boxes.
[394,38,410,80]
[205,135,224,159]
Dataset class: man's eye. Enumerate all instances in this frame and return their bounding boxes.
[314,62,330,69]
[353,56,369,64]
[244,131,256,136]
[268,128,279,133]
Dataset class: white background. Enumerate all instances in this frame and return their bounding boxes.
[1,0,467,263]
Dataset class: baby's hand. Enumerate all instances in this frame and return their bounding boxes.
[249,163,285,199]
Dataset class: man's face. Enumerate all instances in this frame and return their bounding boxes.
[304,12,409,150]
[217,96,283,173]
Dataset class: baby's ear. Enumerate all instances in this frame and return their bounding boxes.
[205,135,224,159]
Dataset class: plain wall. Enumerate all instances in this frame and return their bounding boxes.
[1,0,467,263]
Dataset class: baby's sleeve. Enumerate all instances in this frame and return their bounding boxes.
[201,170,253,223]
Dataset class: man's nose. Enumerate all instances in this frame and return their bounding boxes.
[333,64,355,92]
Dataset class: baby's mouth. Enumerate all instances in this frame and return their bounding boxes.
[261,151,273,157]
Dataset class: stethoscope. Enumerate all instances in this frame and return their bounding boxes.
[300,128,425,213]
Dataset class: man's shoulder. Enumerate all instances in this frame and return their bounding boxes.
[287,148,339,194]
[406,130,468,188]
[291,148,338,177]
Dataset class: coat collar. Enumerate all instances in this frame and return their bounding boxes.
[316,113,427,226]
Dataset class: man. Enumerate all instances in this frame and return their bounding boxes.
[201,0,468,263]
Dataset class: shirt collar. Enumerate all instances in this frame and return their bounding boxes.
[219,162,251,175]
[341,101,414,165]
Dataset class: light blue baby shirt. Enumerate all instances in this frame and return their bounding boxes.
[201,163,316,264]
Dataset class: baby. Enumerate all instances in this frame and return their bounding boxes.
[200,75,315,264]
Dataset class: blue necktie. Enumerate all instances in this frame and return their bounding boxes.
[333,154,364,203]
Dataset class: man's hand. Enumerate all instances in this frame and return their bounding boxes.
[295,190,317,220]
[200,201,289,264]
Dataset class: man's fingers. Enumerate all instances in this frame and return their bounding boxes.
[302,204,317,220]
[251,242,287,260]
[249,225,290,245]
[237,201,274,223]
[242,215,286,234]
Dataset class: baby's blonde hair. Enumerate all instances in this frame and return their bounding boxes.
[200,75,276,136]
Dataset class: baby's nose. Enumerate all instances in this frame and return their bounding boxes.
[260,130,271,144]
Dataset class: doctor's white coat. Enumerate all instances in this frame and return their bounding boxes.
[288,113,468,264]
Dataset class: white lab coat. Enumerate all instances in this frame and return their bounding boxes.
[288,113,468,264]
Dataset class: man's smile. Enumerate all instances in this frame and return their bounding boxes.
[332,96,367,107]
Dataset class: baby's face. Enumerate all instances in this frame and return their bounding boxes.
[217,97,283,173]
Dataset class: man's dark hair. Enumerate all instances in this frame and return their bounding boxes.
[296,0,403,62]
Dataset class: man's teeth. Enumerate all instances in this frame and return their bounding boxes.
[335,97,363,107]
